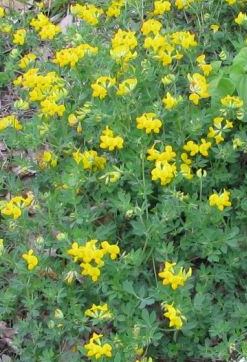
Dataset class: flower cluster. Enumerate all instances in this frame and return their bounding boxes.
[158,261,192,290]
[14,68,66,117]
[84,333,112,359]
[100,127,124,151]
[13,29,26,45]
[91,76,116,99]
[71,3,103,25]
[106,0,125,17]
[0,115,22,132]
[30,13,60,40]
[110,29,137,64]
[72,150,106,171]
[37,150,58,169]
[67,240,120,281]
[209,190,231,211]
[0,193,34,219]
[207,117,233,144]
[142,17,197,67]
[85,303,112,320]
[136,113,162,134]
[53,44,98,68]
[162,303,185,329]
[22,249,38,270]
[18,53,37,69]
[188,73,210,105]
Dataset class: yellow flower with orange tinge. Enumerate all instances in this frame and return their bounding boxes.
[22,249,38,270]
[209,190,231,211]
[158,261,192,289]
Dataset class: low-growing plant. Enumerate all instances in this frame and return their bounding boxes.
[0,0,247,361]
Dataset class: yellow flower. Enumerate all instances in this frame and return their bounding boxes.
[153,0,171,15]
[18,53,37,69]
[183,140,199,156]
[235,12,247,25]
[209,190,231,211]
[147,145,176,163]
[151,161,176,186]
[31,13,60,40]
[91,76,116,99]
[71,3,103,25]
[162,92,181,109]
[0,6,5,17]
[0,194,33,219]
[221,95,243,108]
[37,150,57,169]
[106,0,125,17]
[22,249,38,270]
[101,241,120,259]
[67,239,119,282]
[196,54,212,76]
[188,73,210,104]
[225,0,236,4]
[0,115,22,132]
[110,29,137,64]
[163,303,185,329]
[85,303,112,319]
[72,150,106,171]
[199,138,211,157]
[13,29,26,45]
[210,24,220,33]
[116,78,137,96]
[84,333,112,359]
[100,127,124,151]
[136,113,162,134]
[158,261,192,289]
[141,19,162,36]
[180,163,193,179]
[53,44,98,67]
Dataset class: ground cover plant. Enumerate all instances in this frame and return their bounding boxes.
[1,0,247,361]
